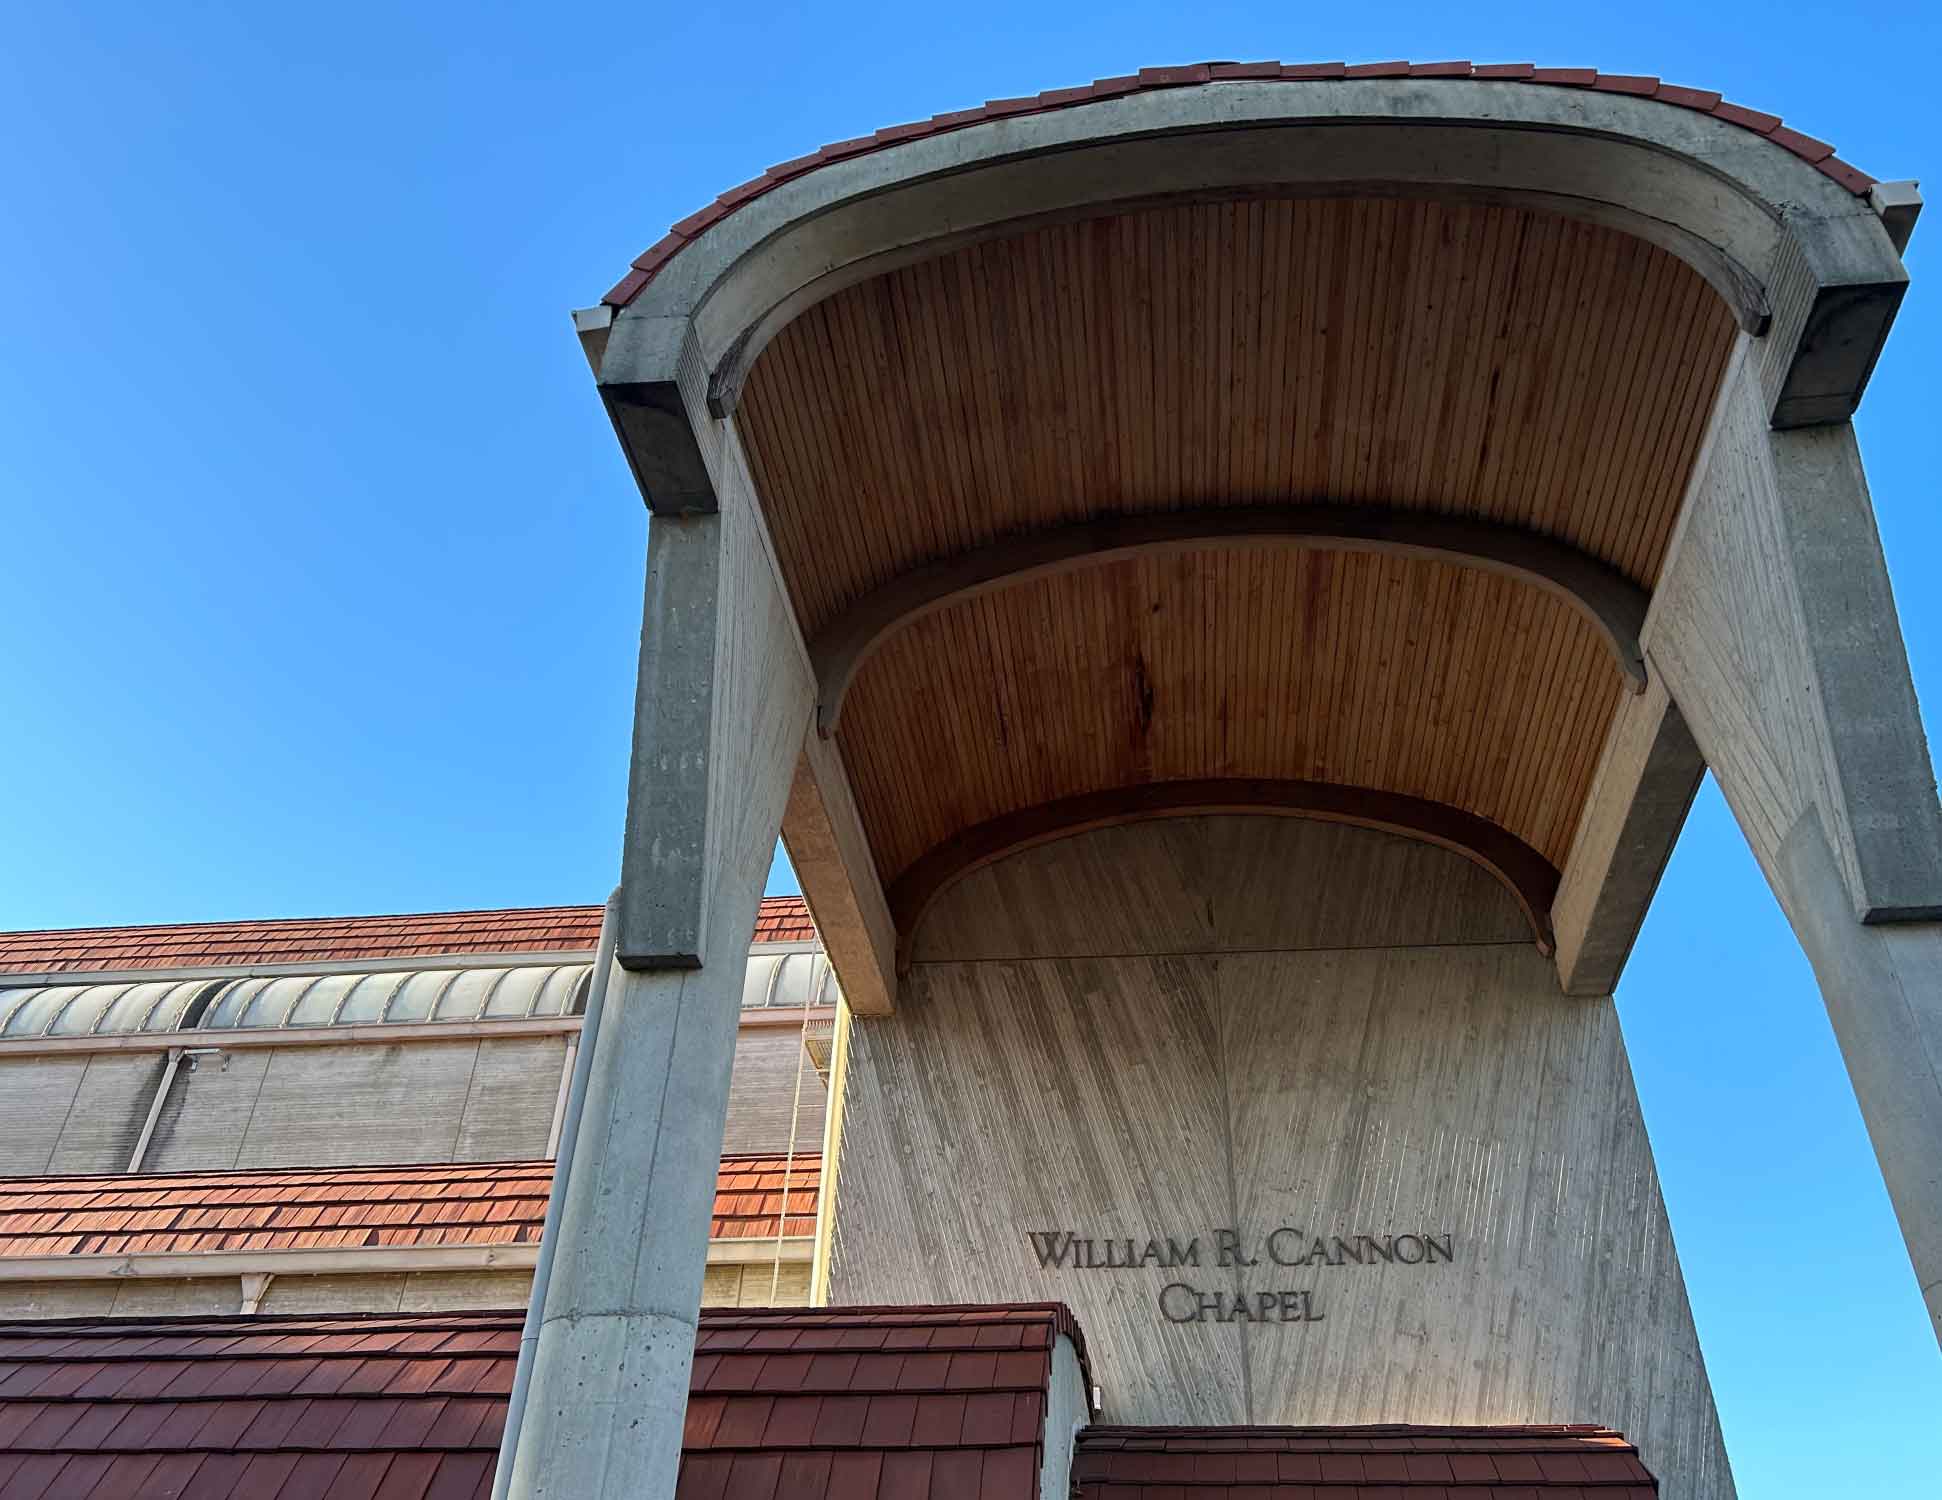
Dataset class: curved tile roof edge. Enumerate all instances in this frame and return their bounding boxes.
[602,60,1877,307]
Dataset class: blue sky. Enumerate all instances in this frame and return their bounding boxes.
[3,2,1937,1491]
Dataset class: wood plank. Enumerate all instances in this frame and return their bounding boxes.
[810,505,1648,732]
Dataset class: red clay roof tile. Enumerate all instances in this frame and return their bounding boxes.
[0,896,815,976]
[0,1155,819,1261]
[597,55,1879,313]
[0,1305,1661,1500]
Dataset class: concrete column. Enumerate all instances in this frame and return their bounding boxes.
[507,471,815,1490]
[1648,340,1942,1347]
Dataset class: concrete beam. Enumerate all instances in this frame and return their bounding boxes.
[0,1236,813,1285]
[782,731,897,1015]
[0,1243,543,1282]
[809,503,1649,735]
[1551,675,1705,996]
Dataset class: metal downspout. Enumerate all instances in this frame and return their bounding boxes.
[491,888,620,1500]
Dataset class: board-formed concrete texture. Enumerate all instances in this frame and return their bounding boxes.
[549,58,1937,1500]
[829,818,1731,1499]
[1647,338,1942,1339]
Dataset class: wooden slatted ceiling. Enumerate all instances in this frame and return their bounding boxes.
[838,552,1619,879]
[735,196,1735,888]
[739,197,1736,632]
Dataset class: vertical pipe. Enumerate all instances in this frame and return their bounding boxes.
[767,957,823,1302]
[492,889,620,1500]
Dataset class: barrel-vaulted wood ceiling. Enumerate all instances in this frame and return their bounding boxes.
[735,196,1738,900]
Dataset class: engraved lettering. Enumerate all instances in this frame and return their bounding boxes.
[1393,1234,1425,1264]
[1216,1228,1257,1268]
[1027,1231,1074,1269]
[1159,1283,1200,1323]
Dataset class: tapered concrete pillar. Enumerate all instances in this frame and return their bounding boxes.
[507,336,816,1492]
[1648,340,1942,1346]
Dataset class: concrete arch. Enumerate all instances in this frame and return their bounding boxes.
[885,777,1563,967]
[586,76,1907,510]
[810,503,1651,734]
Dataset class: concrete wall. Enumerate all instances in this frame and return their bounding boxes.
[828,816,1733,1500]
[0,1025,823,1176]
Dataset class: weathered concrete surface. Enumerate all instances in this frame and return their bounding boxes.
[831,817,1734,1500]
[1777,815,1942,1342]
[510,343,816,1496]
[1647,341,1942,923]
[1647,335,1942,1348]
[1552,676,1705,995]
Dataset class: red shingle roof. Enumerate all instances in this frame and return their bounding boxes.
[0,897,816,976]
[1074,1425,1659,1495]
[0,1309,516,1500]
[603,61,1876,306]
[711,1156,821,1241]
[0,1303,1087,1500]
[680,1304,1088,1500]
[0,1155,821,1260]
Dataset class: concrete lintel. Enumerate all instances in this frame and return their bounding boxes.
[782,731,897,1015]
[702,1236,815,1267]
[0,1236,812,1287]
[0,1243,542,1283]
[1551,674,1705,996]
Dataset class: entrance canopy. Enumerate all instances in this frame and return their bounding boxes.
[575,61,1914,1004]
